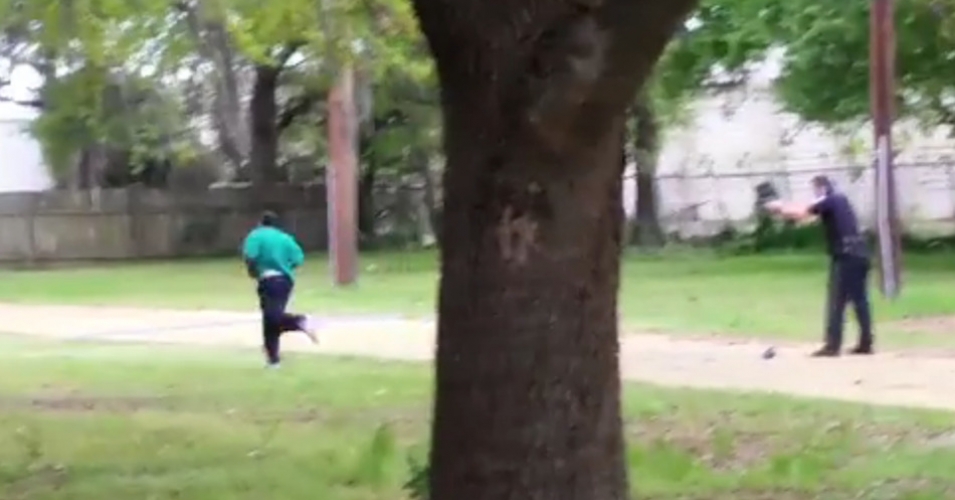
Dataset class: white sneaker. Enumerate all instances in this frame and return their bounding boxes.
[299,316,319,344]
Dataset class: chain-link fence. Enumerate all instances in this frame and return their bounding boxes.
[644,149,955,239]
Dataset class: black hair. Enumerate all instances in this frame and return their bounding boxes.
[811,175,834,194]
[260,210,279,227]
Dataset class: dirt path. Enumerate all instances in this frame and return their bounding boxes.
[4,303,955,411]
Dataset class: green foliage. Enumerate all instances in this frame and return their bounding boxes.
[0,0,437,187]
[1,0,201,177]
[402,453,429,500]
[715,217,828,255]
[30,69,193,175]
[648,0,775,126]
[717,216,955,255]
[369,68,440,167]
[347,423,401,488]
[770,2,871,124]
[225,0,436,178]
[29,69,104,174]
[689,0,955,128]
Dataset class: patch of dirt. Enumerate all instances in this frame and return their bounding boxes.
[3,465,70,499]
[885,315,955,335]
[627,417,774,471]
[250,404,426,426]
[8,303,955,411]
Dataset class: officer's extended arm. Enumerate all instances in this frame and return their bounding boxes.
[764,200,815,221]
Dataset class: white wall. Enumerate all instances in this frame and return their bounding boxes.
[626,68,955,237]
[0,118,53,193]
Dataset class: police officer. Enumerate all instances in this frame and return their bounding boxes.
[764,176,874,357]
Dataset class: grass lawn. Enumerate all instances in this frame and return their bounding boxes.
[1,251,955,346]
[0,335,954,499]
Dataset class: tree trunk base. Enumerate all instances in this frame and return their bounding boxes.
[414,0,700,498]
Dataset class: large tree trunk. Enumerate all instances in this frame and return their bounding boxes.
[413,1,697,499]
[630,95,665,247]
[248,64,281,185]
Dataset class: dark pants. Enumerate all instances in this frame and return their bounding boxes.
[257,275,304,364]
[824,255,873,350]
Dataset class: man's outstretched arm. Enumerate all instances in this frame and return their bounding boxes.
[764,198,824,222]
[764,200,810,220]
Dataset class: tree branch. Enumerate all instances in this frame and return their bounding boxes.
[0,94,43,108]
[277,92,324,130]
[414,0,698,160]
[527,0,699,157]
[275,42,306,67]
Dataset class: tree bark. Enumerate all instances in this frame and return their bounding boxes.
[248,64,281,185]
[412,1,697,499]
[178,2,248,172]
[630,95,665,247]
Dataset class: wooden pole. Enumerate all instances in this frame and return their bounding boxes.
[326,67,358,286]
[870,0,901,298]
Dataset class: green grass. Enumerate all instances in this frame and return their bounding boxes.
[0,335,953,499]
[2,251,955,346]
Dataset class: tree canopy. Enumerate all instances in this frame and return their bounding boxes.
[0,0,434,188]
[692,0,955,130]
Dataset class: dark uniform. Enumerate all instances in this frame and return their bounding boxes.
[808,184,873,354]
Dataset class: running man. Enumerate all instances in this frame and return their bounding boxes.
[242,211,317,367]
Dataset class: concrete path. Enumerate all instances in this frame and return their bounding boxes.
[4,303,955,411]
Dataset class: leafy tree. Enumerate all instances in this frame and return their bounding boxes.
[357,66,440,241]
[692,0,955,131]
[0,0,428,192]
[194,0,429,194]
[0,0,209,185]
[628,0,772,246]
[31,69,196,187]
[413,1,697,499]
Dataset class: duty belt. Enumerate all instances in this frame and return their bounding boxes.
[840,235,867,257]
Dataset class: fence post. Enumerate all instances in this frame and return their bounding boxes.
[27,193,38,266]
[127,186,142,259]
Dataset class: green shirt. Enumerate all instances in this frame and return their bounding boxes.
[242,226,304,281]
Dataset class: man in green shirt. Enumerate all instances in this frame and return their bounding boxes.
[242,211,317,367]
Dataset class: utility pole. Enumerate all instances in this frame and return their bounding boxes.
[870,0,901,298]
[326,67,358,286]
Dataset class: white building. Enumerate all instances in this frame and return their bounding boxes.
[0,113,52,193]
[0,64,53,193]
[624,58,955,237]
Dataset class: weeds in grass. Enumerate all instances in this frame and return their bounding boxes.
[347,423,400,488]
[403,453,429,500]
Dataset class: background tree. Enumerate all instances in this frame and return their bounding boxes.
[627,0,773,247]
[692,0,955,132]
[412,1,698,499]
[0,0,432,202]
